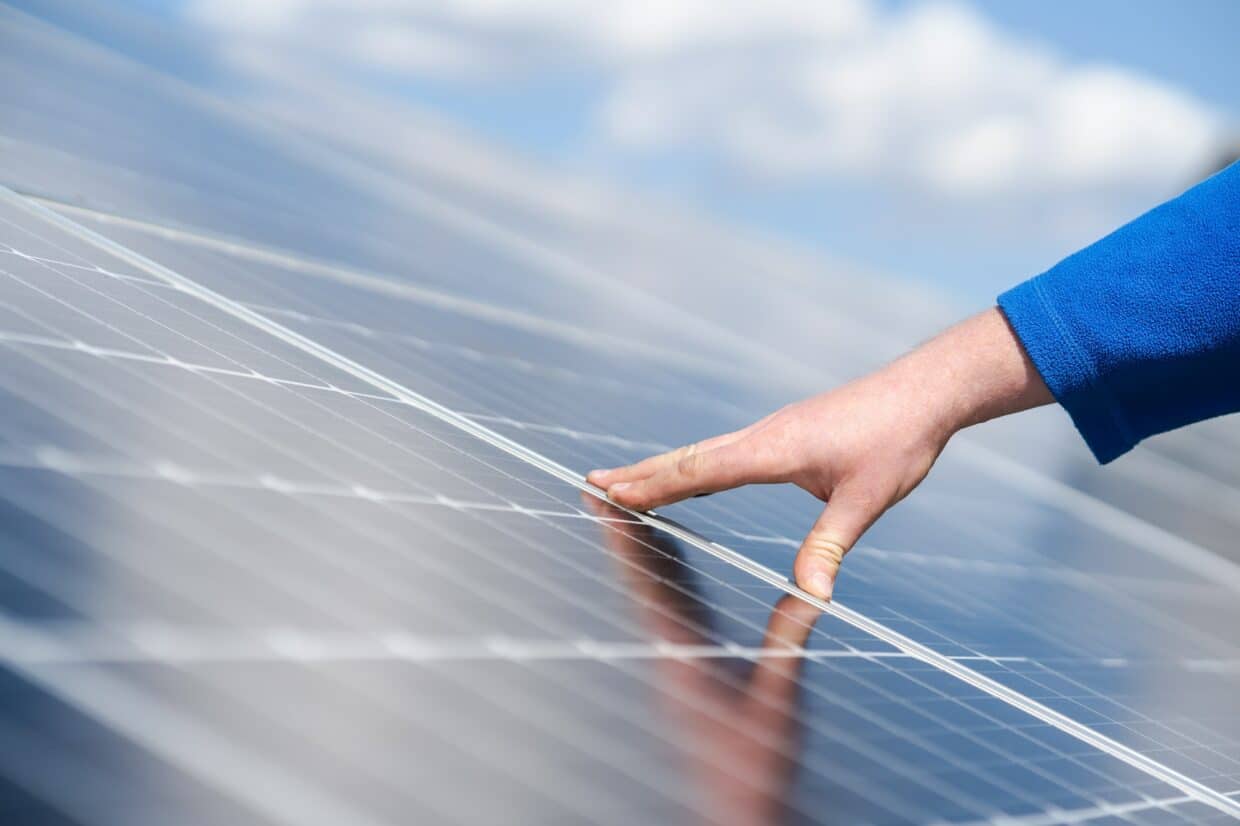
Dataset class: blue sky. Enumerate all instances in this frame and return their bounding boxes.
[962,0,1240,114]
[385,2,1240,162]
[345,0,1237,302]
[33,0,1240,305]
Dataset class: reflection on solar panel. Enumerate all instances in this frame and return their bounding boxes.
[1,5,1239,825]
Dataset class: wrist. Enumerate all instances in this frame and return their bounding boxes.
[896,307,1053,441]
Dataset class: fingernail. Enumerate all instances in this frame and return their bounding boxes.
[808,571,834,600]
[608,482,631,495]
[587,469,611,483]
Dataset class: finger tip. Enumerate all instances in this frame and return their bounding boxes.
[801,570,834,601]
[606,482,632,503]
[586,469,609,485]
[610,484,653,512]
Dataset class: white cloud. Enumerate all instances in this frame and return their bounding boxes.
[189,0,1226,201]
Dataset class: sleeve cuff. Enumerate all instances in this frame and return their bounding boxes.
[997,279,1135,464]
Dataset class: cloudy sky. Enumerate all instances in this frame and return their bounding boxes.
[110,1,1240,299]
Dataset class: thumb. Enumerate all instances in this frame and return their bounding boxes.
[794,485,882,600]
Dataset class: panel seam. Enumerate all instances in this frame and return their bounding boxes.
[22,189,1240,595]
[5,185,1237,820]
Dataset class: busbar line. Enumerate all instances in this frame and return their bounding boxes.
[23,190,1240,596]
[7,185,1240,819]
[22,193,744,384]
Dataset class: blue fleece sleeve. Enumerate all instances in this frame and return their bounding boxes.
[998,161,1240,463]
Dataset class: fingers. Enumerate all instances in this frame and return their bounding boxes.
[586,449,675,489]
[586,412,781,490]
[578,490,630,523]
[587,430,746,490]
[793,483,884,600]
[601,440,763,510]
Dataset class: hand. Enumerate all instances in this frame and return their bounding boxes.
[588,308,1052,599]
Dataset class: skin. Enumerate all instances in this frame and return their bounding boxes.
[587,307,1053,600]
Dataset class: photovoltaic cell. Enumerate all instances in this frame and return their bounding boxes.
[0,180,1231,824]
[54,200,1240,799]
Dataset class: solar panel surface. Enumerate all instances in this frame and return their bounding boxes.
[2,4,1239,824]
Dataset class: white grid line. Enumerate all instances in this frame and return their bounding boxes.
[6,186,1236,819]
[29,196,742,383]
[0,199,1187,819]
[34,192,1240,595]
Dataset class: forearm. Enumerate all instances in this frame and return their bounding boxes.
[883,307,1054,443]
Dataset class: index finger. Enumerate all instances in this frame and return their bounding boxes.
[605,439,761,510]
[587,413,776,489]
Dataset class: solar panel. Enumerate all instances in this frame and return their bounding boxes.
[2,5,1239,825]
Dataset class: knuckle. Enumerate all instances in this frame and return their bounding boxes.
[676,452,703,478]
[762,420,802,464]
[803,534,848,567]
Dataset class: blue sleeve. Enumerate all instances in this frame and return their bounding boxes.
[997,161,1240,463]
